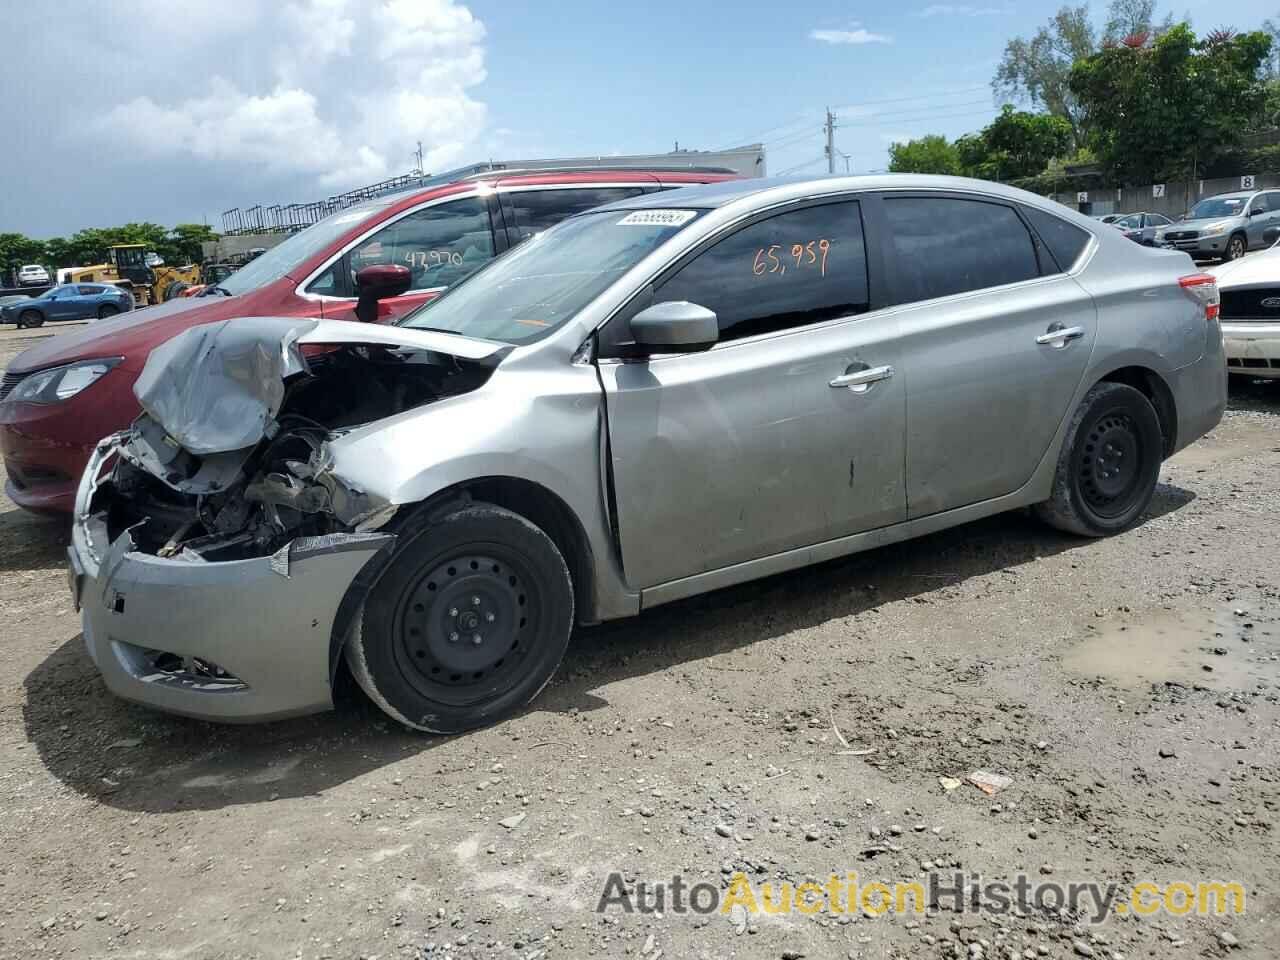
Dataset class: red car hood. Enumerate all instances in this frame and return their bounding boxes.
[6,294,248,374]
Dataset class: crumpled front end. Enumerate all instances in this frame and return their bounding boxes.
[70,437,394,721]
[67,317,507,722]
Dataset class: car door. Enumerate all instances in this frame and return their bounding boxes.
[878,194,1098,518]
[1245,194,1271,248]
[46,287,78,320]
[75,285,103,319]
[1145,213,1170,244]
[308,194,501,322]
[597,198,906,590]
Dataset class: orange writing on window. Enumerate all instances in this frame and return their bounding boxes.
[752,239,830,278]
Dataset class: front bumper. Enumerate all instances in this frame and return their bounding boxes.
[70,438,394,723]
[1222,320,1280,378]
[1162,234,1228,257]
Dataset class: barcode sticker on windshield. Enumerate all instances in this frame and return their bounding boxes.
[617,210,697,227]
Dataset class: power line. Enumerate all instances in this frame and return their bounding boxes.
[777,156,829,176]
[717,85,993,150]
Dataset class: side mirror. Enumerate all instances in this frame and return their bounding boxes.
[630,301,718,354]
[353,264,412,323]
[1264,226,1280,246]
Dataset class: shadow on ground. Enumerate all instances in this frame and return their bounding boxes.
[22,484,1195,814]
[0,504,68,573]
[1227,376,1280,414]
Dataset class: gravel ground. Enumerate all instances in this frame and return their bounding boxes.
[0,321,1277,960]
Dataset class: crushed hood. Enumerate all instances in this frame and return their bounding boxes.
[133,316,508,456]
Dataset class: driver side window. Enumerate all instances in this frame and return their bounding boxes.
[307,197,496,297]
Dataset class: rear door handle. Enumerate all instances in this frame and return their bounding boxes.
[829,364,894,393]
[1036,324,1085,347]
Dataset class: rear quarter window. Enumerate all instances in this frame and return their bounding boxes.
[1021,206,1092,273]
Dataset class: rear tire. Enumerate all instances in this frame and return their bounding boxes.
[18,309,42,329]
[1033,382,1163,537]
[345,502,574,734]
[97,304,119,319]
[164,282,189,301]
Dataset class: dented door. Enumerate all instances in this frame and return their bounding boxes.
[599,312,906,590]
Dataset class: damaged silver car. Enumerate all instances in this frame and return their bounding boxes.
[70,175,1228,732]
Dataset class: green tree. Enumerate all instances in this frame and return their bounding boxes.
[993,5,1097,147]
[979,105,1073,179]
[165,223,219,264]
[888,134,961,174]
[0,233,47,282]
[994,0,1168,148]
[1070,24,1272,183]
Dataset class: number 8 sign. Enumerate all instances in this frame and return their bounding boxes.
[1241,175,1256,190]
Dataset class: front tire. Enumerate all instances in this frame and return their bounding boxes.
[1033,382,1163,537]
[345,502,574,734]
[1225,234,1247,261]
[18,309,42,329]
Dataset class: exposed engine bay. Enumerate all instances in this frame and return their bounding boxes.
[86,318,503,563]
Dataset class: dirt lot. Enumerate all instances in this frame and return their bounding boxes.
[1,320,1277,960]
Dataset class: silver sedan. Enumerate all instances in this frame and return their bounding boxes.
[69,175,1227,732]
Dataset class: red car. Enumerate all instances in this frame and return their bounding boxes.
[0,165,737,513]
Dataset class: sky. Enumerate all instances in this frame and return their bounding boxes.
[1,0,1275,238]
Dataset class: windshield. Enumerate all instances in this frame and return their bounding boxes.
[399,208,704,343]
[1188,196,1248,220]
[214,194,401,296]
[1113,214,1143,229]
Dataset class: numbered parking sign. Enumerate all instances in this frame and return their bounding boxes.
[1153,184,1165,198]
[1076,192,1088,203]
[1242,175,1256,190]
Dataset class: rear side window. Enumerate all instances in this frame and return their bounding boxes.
[503,187,648,242]
[1022,206,1091,272]
[655,200,869,342]
[77,285,101,295]
[885,197,1040,304]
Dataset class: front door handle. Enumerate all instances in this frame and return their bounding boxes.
[829,364,894,393]
[1036,324,1085,348]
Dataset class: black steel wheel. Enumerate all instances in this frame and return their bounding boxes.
[97,304,119,319]
[1034,382,1162,537]
[1226,234,1247,261]
[346,502,574,733]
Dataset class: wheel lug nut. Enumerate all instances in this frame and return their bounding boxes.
[472,634,483,645]
[449,631,459,643]
[472,596,481,606]
[485,612,495,623]
[449,607,458,617]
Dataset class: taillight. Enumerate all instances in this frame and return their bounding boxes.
[1179,273,1220,322]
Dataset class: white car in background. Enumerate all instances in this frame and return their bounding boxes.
[17,264,49,286]
[1209,225,1280,379]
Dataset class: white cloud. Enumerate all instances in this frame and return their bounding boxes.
[916,4,1003,16]
[96,0,486,193]
[810,24,892,45]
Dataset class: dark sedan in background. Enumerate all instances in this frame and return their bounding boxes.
[0,283,134,327]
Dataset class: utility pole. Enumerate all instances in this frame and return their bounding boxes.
[824,108,837,174]
[411,141,424,177]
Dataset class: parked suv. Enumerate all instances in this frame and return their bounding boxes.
[69,176,1226,731]
[17,264,49,286]
[1159,189,1280,260]
[0,165,736,512]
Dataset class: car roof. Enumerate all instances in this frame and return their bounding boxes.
[1207,191,1255,200]
[599,173,1088,214]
